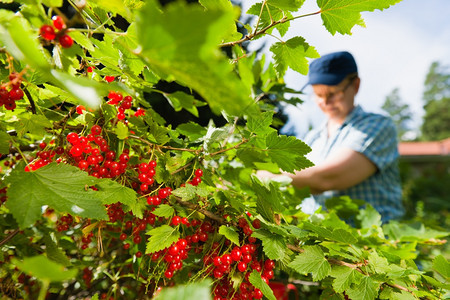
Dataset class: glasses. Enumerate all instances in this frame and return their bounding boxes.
[314,76,357,102]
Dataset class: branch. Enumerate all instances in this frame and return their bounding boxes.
[175,198,226,225]
[0,229,20,247]
[23,87,36,114]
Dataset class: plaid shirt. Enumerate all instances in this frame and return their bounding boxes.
[303,105,404,222]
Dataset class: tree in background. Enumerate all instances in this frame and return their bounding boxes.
[382,88,413,141]
[421,61,450,141]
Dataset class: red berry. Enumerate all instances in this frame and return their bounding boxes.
[237,261,247,272]
[164,270,173,279]
[40,25,56,40]
[91,124,102,135]
[194,169,203,177]
[213,269,223,279]
[59,34,73,48]
[158,188,169,199]
[149,160,157,168]
[171,216,181,226]
[264,259,275,271]
[52,15,65,30]
[117,112,126,120]
[67,132,79,144]
[87,66,94,73]
[75,105,85,114]
[231,249,242,261]
[133,235,142,244]
[252,219,261,229]
[119,233,127,241]
[168,245,179,256]
[253,289,263,299]
[105,76,115,83]
[70,145,83,157]
[9,88,24,101]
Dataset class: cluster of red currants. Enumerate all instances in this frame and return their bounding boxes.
[24,140,60,171]
[55,214,74,232]
[0,72,25,111]
[82,267,93,288]
[137,160,157,193]
[106,90,145,120]
[39,16,73,48]
[66,125,131,179]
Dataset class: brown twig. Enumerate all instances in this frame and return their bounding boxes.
[23,87,36,114]
[0,229,20,247]
[175,198,226,225]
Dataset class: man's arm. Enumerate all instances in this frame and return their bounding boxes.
[287,147,377,193]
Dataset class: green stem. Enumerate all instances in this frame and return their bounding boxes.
[38,280,50,300]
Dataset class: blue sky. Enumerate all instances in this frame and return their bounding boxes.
[242,0,450,138]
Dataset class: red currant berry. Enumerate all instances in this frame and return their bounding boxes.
[149,160,157,168]
[119,233,127,241]
[133,235,142,244]
[237,261,247,272]
[171,216,181,226]
[194,169,203,177]
[40,25,56,40]
[105,76,115,83]
[52,15,65,30]
[91,124,102,136]
[164,270,173,279]
[67,132,79,144]
[9,88,24,101]
[264,259,275,271]
[59,34,73,48]
[231,249,242,261]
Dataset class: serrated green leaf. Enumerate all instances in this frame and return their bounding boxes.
[202,126,229,152]
[152,204,175,218]
[346,276,379,300]
[5,163,107,229]
[176,122,208,142]
[265,132,313,173]
[267,0,305,11]
[252,176,285,213]
[247,111,274,135]
[318,0,403,35]
[114,121,129,139]
[330,266,363,293]
[43,234,71,267]
[252,229,287,261]
[248,270,276,300]
[136,0,252,116]
[331,228,358,244]
[164,91,199,117]
[218,225,240,245]
[146,225,180,254]
[172,185,197,201]
[0,15,51,70]
[0,131,10,154]
[90,0,132,21]
[70,31,95,52]
[13,255,77,282]
[95,179,139,216]
[368,251,390,274]
[288,245,331,281]
[270,37,319,77]
[15,113,52,137]
[433,255,450,280]
[154,279,212,300]
[357,204,382,228]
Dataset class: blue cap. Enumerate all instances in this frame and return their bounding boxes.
[307,51,357,86]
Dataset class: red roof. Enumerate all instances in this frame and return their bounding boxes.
[399,138,450,156]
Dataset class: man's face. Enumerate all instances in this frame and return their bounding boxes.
[312,76,360,122]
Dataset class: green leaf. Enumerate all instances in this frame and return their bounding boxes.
[164,91,199,117]
[267,0,305,12]
[368,251,390,274]
[43,234,71,267]
[0,14,51,70]
[176,122,208,142]
[50,70,107,109]
[252,229,288,261]
[248,270,277,300]
[114,121,129,139]
[330,266,363,293]
[5,163,107,229]
[433,255,450,280]
[154,279,212,300]
[218,225,240,246]
[15,114,52,137]
[265,132,313,173]
[13,255,77,282]
[152,204,175,218]
[288,245,331,281]
[146,225,180,254]
[90,0,133,21]
[318,0,403,35]
[357,204,382,228]
[95,179,139,216]
[0,131,10,154]
[247,111,274,135]
[331,228,358,244]
[136,0,252,116]
[346,276,379,300]
[270,37,319,77]
[172,185,197,201]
